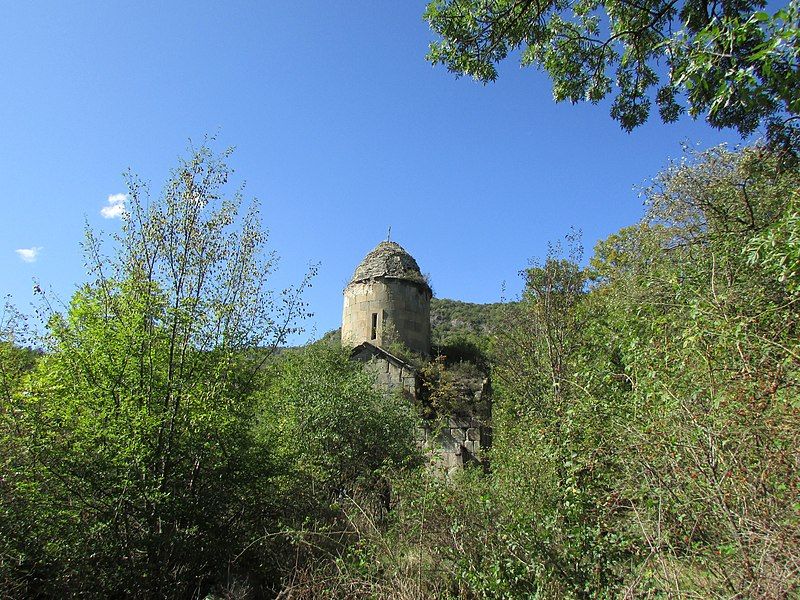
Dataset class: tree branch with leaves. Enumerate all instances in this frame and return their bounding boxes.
[425,0,799,135]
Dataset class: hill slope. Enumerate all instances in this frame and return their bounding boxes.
[429,298,506,346]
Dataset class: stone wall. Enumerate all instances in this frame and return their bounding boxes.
[352,343,418,399]
[417,416,491,476]
[351,344,491,476]
[342,277,431,357]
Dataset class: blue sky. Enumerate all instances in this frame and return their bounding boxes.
[1,2,744,341]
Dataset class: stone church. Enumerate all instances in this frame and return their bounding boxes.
[341,240,490,472]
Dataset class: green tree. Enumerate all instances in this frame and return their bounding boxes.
[591,144,800,596]
[0,142,313,597]
[424,0,799,134]
[484,238,635,598]
[0,302,44,596]
[255,344,419,522]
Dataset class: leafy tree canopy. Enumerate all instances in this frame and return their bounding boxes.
[424,0,799,134]
[0,141,316,597]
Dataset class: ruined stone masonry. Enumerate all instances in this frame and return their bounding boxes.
[341,241,432,358]
[342,240,491,473]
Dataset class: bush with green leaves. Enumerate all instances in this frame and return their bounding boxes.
[0,142,312,597]
[255,344,419,520]
[303,143,799,599]
[595,144,800,597]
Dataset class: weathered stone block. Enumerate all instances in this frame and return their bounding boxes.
[437,431,460,453]
[415,427,428,444]
[448,417,470,429]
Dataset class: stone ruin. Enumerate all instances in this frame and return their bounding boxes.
[342,240,491,474]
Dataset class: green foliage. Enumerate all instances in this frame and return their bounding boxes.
[671,2,799,133]
[592,143,800,596]
[424,0,799,135]
[747,182,800,292]
[0,302,39,402]
[418,356,464,419]
[383,335,425,369]
[486,238,636,598]
[0,141,313,597]
[0,304,42,597]
[430,297,505,350]
[254,344,419,513]
[315,327,342,347]
[249,344,420,595]
[418,349,490,422]
[434,336,489,371]
[303,143,799,598]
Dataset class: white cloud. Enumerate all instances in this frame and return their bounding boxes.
[16,247,43,263]
[101,193,127,219]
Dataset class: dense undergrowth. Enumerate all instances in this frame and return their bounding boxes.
[1,141,798,598]
[283,143,800,599]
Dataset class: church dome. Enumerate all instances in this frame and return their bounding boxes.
[349,241,430,291]
[342,240,432,357]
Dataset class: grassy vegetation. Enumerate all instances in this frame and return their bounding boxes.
[430,298,506,347]
[2,141,798,598]
[286,143,800,598]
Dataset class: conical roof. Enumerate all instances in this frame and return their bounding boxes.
[349,241,429,290]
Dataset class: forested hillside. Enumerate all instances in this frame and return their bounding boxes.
[2,140,797,598]
[2,0,798,596]
[429,298,505,345]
